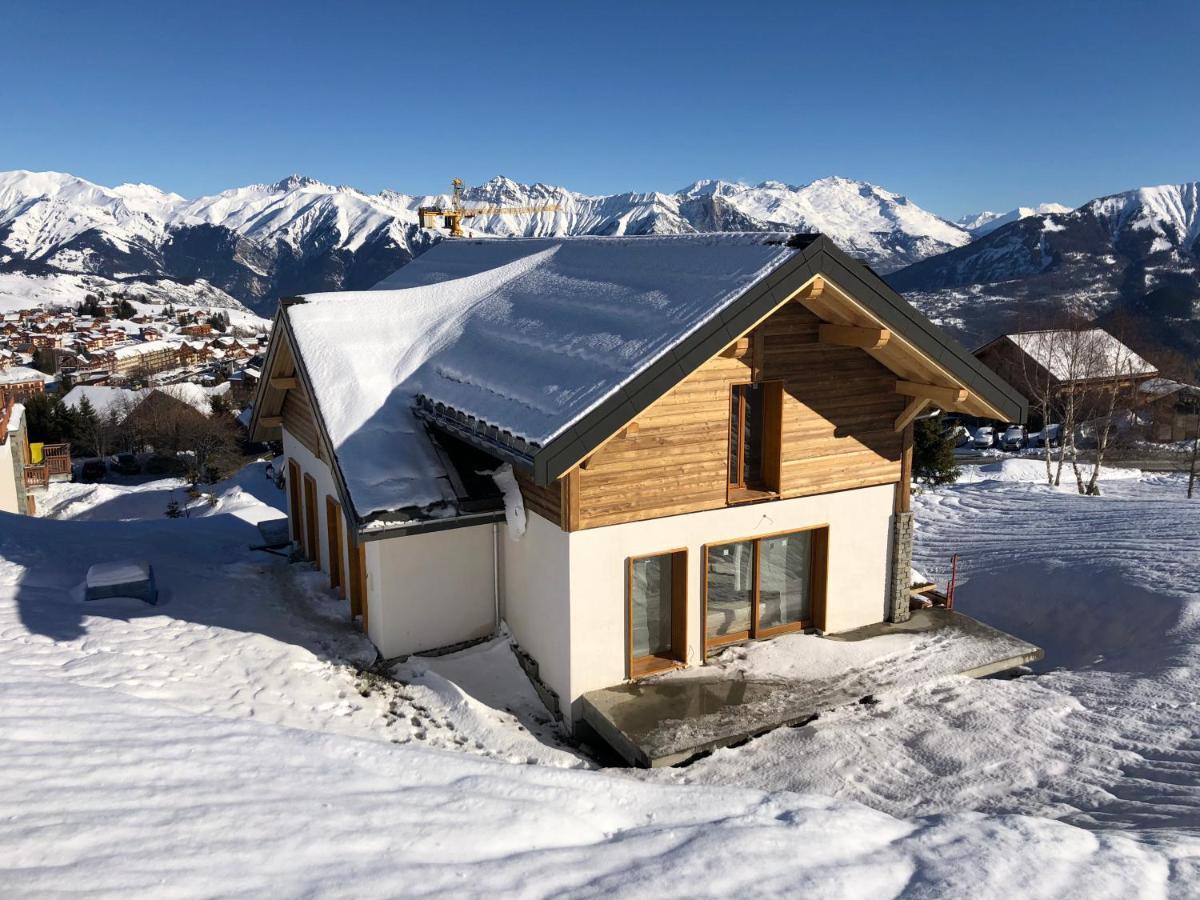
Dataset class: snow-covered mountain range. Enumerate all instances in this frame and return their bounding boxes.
[0,170,971,314]
[954,203,1073,239]
[891,183,1200,352]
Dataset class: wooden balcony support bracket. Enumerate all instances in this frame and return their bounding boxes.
[270,375,299,390]
[260,415,284,428]
[895,380,969,409]
[819,323,891,350]
[894,397,931,432]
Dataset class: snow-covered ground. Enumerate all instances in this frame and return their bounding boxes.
[1,459,1198,895]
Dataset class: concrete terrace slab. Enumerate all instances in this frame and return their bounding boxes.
[580,609,1042,768]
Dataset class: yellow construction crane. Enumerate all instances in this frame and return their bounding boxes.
[417,178,560,237]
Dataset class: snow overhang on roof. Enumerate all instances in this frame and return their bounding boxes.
[252,233,1026,532]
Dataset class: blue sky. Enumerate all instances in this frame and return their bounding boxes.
[1,0,1196,219]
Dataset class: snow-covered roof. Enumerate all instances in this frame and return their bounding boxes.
[288,234,796,517]
[0,365,51,385]
[61,381,230,417]
[1139,377,1200,400]
[110,339,175,360]
[1004,329,1158,382]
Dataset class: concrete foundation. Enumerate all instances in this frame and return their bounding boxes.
[580,608,1042,767]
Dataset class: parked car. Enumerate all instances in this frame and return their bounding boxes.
[972,426,995,449]
[1031,423,1063,448]
[944,424,972,447]
[1000,424,1028,451]
[78,459,107,483]
[111,452,141,475]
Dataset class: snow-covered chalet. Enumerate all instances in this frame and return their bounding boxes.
[249,234,1026,727]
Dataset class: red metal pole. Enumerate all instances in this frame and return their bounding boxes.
[946,554,958,609]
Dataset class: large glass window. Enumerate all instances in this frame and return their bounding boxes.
[758,532,813,631]
[705,527,826,649]
[628,550,686,675]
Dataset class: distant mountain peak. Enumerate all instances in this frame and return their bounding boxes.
[270,174,322,192]
[0,168,977,313]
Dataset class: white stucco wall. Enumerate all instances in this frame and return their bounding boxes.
[283,427,496,659]
[368,522,497,658]
[498,510,572,712]
[0,430,19,515]
[0,405,27,516]
[281,429,351,588]
[561,484,895,715]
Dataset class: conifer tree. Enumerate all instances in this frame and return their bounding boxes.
[913,413,960,485]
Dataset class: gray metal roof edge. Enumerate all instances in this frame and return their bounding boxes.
[813,239,1028,422]
[533,235,1029,483]
[414,404,537,475]
[356,508,506,543]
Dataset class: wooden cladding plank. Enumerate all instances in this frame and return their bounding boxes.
[281,385,320,457]
[515,469,561,527]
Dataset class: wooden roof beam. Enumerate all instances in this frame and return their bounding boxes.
[894,397,931,432]
[259,415,283,428]
[819,323,891,350]
[895,380,968,408]
[270,375,299,390]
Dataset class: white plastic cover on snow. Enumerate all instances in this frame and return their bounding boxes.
[288,234,796,518]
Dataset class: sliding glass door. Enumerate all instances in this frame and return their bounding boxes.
[704,527,826,650]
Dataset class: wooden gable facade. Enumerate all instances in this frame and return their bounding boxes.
[517,272,995,532]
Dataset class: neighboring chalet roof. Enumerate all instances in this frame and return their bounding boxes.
[980,329,1158,383]
[251,233,1026,535]
[110,339,174,360]
[1139,377,1200,402]
[0,365,51,385]
[61,382,230,417]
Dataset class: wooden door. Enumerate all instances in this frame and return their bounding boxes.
[347,538,368,629]
[302,474,318,562]
[326,495,343,596]
[287,460,302,543]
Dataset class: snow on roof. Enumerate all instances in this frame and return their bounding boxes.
[111,339,174,360]
[1005,329,1158,382]
[0,365,50,384]
[62,381,229,417]
[289,234,796,518]
[1139,377,1200,400]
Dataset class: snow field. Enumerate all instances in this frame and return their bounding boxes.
[0,457,1196,894]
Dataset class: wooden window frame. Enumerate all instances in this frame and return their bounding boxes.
[626,548,688,679]
[702,524,829,657]
[727,380,784,504]
[287,459,303,544]
[325,495,344,597]
[302,473,318,563]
